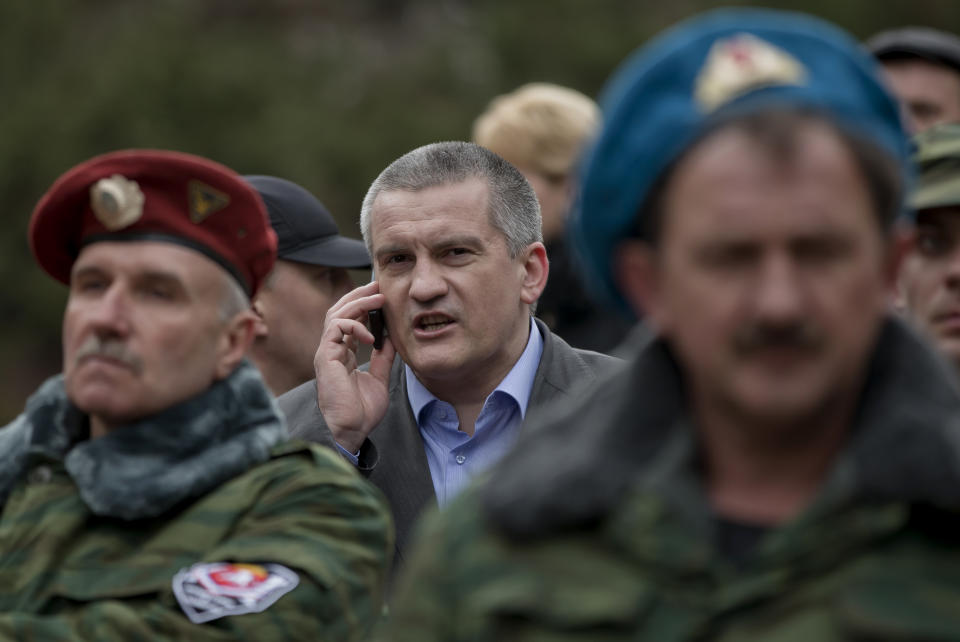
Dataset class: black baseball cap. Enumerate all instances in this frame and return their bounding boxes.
[244,175,370,268]
[866,27,960,73]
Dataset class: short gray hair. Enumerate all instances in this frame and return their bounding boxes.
[219,274,252,322]
[359,141,542,258]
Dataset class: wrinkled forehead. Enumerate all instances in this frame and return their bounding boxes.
[368,180,496,240]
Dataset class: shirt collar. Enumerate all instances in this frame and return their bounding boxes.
[405,316,544,423]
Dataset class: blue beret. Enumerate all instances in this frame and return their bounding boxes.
[573,8,911,316]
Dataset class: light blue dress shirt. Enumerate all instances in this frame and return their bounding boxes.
[406,316,543,506]
[337,317,544,506]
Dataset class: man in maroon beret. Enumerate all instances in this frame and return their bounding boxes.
[0,150,392,640]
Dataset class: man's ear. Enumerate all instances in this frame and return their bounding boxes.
[519,242,550,305]
[214,310,258,380]
[616,239,666,330]
[251,299,269,339]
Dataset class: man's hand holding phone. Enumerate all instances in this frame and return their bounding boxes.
[368,308,385,351]
[313,281,395,454]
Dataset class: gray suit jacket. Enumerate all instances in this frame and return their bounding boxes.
[278,318,623,565]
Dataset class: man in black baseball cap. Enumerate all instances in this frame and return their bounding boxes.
[867,26,960,133]
[245,175,370,395]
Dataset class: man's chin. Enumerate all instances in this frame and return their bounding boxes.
[69,386,141,425]
[728,384,841,433]
[404,352,470,386]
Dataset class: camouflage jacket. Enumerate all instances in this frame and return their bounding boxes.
[390,318,960,641]
[0,362,392,641]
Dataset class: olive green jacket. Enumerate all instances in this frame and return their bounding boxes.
[0,363,392,641]
[390,318,960,641]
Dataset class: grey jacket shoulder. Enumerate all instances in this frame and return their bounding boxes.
[277,380,338,451]
[527,318,623,413]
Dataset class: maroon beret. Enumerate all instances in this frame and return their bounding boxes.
[29,149,277,296]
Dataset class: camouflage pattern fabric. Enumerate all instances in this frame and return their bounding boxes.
[0,363,392,640]
[911,123,960,210]
[388,318,960,641]
[0,441,392,641]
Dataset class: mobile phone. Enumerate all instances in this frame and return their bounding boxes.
[368,308,385,351]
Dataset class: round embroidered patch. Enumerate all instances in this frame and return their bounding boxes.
[172,562,299,624]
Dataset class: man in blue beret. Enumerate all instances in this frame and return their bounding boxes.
[388,9,960,639]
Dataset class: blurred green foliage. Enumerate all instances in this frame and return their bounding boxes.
[2,0,958,421]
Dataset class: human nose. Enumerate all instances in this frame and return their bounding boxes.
[943,245,960,291]
[752,252,804,322]
[408,259,448,302]
[86,284,132,337]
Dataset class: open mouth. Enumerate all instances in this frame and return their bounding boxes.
[416,314,455,332]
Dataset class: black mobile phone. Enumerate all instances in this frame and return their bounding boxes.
[368,308,385,351]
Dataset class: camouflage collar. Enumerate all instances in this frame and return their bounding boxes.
[484,317,960,538]
[0,360,286,519]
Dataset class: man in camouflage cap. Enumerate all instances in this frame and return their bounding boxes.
[898,123,960,373]
[389,9,960,640]
[1,150,392,639]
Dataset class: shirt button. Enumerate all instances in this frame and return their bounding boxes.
[455,455,466,465]
[28,466,52,484]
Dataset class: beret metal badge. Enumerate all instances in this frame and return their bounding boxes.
[695,33,807,113]
[90,174,145,231]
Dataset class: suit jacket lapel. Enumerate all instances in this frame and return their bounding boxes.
[369,358,437,563]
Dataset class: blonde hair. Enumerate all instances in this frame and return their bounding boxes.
[472,83,600,178]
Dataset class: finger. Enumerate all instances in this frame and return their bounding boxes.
[326,293,386,329]
[368,334,397,383]
[321,318,374,356]
[342,332,359,354]
[326,281,381,319]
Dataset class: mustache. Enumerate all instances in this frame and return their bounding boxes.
[73,336,144,374]
[733,321,824,356]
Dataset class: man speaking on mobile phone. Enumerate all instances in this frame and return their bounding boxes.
[278,142,622,570]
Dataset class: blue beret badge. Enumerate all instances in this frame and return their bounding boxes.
[695,33,808,113]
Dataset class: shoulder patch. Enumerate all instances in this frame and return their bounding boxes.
[172,562,299,624]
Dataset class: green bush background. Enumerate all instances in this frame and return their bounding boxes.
[2,0,955,421]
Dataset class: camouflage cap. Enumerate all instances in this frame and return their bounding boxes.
[911,123,960,210]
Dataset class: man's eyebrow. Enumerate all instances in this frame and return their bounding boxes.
[433,234,484,249]
[375,244,411,260]
[137,270,186,283]
[132,269,192,295]
[375,234,487,259]
[71,264,108,280]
